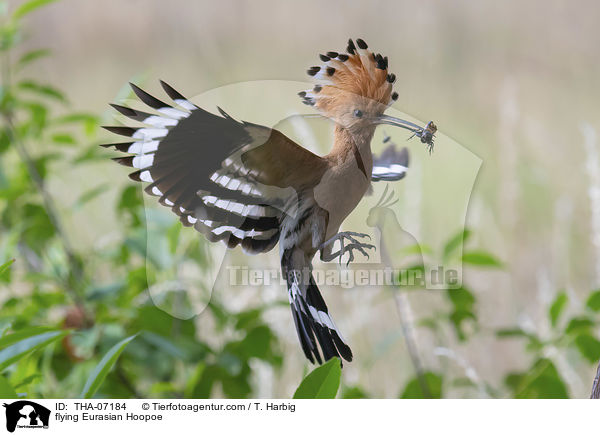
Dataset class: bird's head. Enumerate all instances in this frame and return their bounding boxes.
[299,38,435,147]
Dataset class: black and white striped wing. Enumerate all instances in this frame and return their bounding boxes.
[102,81,294,254]
[371,139,409,182]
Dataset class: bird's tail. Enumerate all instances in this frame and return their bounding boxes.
[282,252,353,365]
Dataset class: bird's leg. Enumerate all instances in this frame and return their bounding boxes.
[319,232,376,266]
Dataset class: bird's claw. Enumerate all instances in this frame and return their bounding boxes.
[337,231,371,242]
[320,232,375,266]
[341,242,376,266]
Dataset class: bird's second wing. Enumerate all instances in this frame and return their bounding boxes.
[102,81,327,253]
[371,140,409,182]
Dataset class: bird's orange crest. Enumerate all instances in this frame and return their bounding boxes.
[299,38,398,127]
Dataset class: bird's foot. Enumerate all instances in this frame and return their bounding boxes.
[320,232,376,266]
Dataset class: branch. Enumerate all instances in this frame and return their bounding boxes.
[379,243,431,398]
[392,290,432,398]
[590,361,600,398]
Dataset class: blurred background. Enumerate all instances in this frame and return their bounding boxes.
[1,0,600,399]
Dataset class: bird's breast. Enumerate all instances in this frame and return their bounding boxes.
[313,157,371,238]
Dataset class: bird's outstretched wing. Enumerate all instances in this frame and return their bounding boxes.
[102,81,327,253]
[371,137,409,182]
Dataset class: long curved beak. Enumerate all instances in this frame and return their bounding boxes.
[372,114,424,133]
[373,115,437,152]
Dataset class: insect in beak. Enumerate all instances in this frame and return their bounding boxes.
[373,115,437,153]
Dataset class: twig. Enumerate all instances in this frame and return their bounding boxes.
[581,124,600,399]
[434,346,488,398]
[590,361,600,398]
[379,242,431,398]
[391,290,431,398]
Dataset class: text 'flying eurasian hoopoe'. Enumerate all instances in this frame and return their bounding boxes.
[102,38,436,366]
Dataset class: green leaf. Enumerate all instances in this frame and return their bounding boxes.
[166,222,181,254]
[51,132,76,145]
[496,328,529,338]
[117,185,143,225]
[0,329,68,371]
[55,113,99,124]
[341,385,369,399]
[446,287,477,341]
[506,358,568,398]
[72,146,104,164]
[237,326,275,360]
[565,317,594,335]
[18,80,67,103]
[586,290,600,312]
[21,203,55,249]
[401,243,431,256]
[12,373,41,390]
[443,229,471,261]
[12,0,57,20]
[22,102,48,133]
[133,305,196,338]
[0,375,18,398]
[0,327,53,347]
[400,372,443,398]
[0,128,10,154]
[574,334,600,363]
[495,328,543,350]
[462,251,503,268]
[0,19,18,52]
[54,112,99,136]
[74,184,109,209]
[17,49,50,69]
[186,364,221,399]
[81,334,136,398]
[549,292,568,328]
[221,364,252,399]
[447,287,475,311]
[142,331,188,360]
[293,358,342,399]
[0,258,15,278]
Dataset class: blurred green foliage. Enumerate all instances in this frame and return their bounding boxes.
[1,0,598,400]
[400,372,442,399]
[396,227,600,399]
[496,288,600,398]
[0,0,284,399]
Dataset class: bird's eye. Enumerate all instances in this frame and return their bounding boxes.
[353,109,363,118]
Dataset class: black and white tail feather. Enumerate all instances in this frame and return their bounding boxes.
[281,250,353,364]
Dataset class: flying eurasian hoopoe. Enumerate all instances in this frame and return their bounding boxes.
[102,38,436,365]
